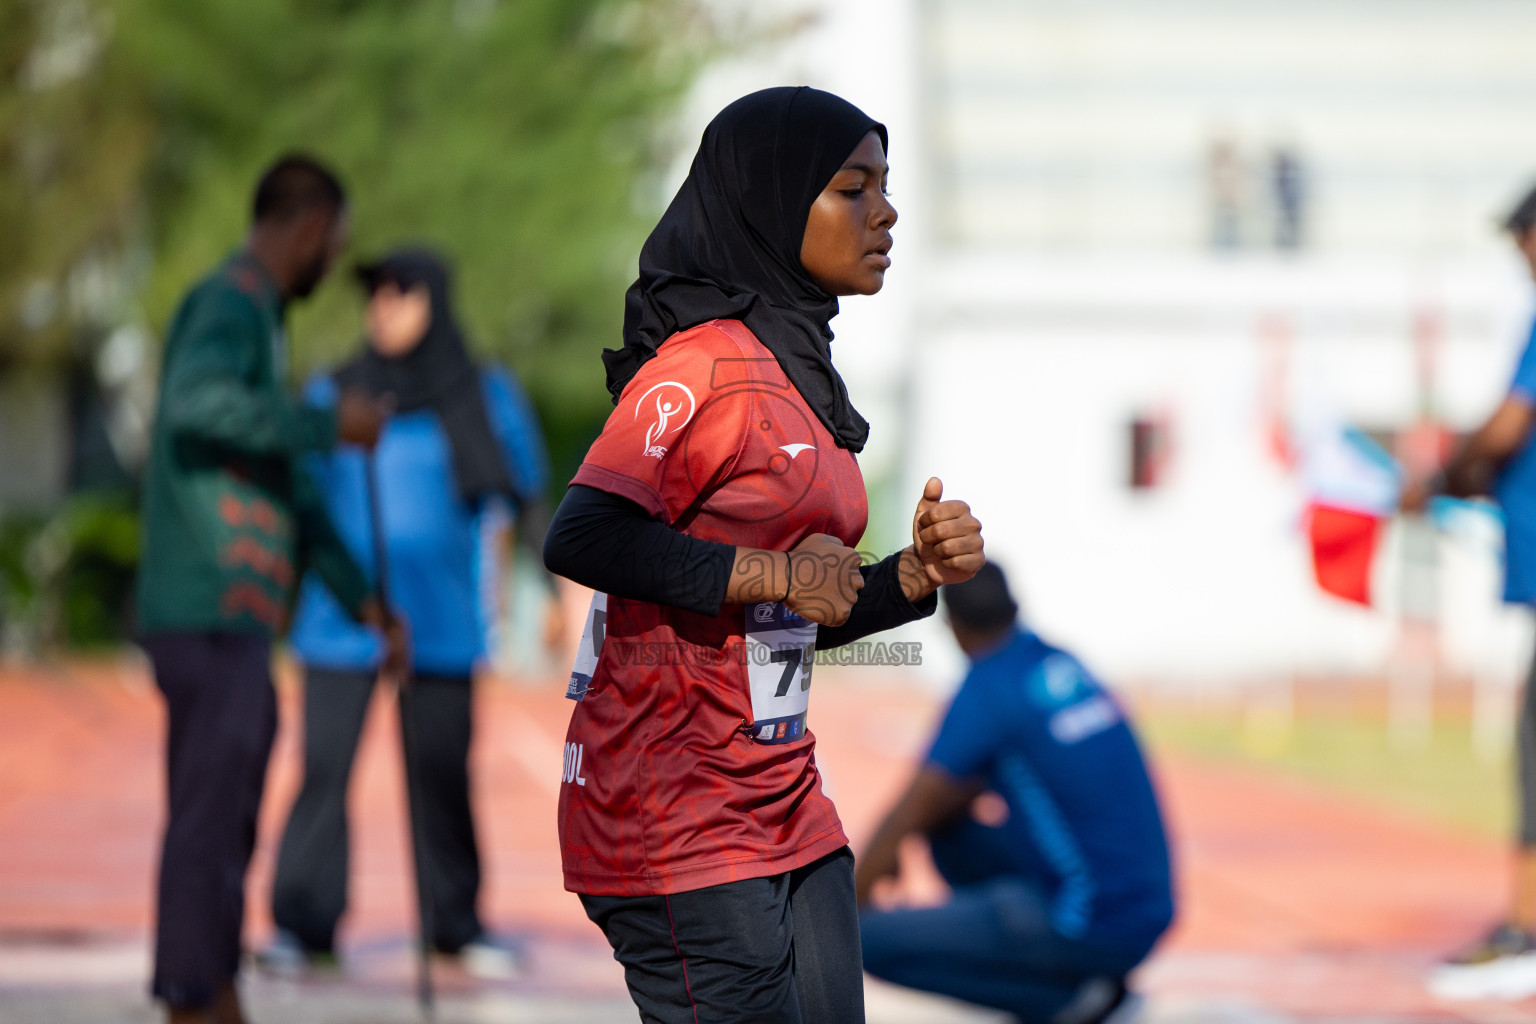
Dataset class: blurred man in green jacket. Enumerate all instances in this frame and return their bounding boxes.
[136,154,405,1024]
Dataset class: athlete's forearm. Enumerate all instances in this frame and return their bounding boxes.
[726,547,792,605]
[896,546,936,603]
[545,487,869,625]
[815,550,937,650]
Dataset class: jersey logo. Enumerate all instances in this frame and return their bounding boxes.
[779,443,815,459]
[635,381,696,459]
[1030,654,1090,709]
[1049,695,1121,745]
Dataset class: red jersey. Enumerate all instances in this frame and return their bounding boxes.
[558,319,868,896]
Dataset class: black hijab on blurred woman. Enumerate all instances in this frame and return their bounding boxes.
[334,248,520,505]
[603,86,886,453]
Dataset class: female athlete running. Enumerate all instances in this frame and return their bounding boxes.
[544,86,985,1024]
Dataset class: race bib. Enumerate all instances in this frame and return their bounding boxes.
[566,592,608,702]
[744,602,817,744]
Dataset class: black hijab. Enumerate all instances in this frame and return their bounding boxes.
[334,247,518,504]
[603,86,887,453]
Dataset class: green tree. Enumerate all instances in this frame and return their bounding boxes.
[2,0,723,479]
[0,0,154,368]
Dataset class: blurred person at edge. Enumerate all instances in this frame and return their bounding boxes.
[134,154,406,1024]
[1408,184,1536,1001]
[259,247,559,979]
[856,562,1173,1024]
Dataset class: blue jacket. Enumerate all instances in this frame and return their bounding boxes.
[288,366,548,675]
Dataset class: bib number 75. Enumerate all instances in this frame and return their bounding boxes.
[745,602,817,744]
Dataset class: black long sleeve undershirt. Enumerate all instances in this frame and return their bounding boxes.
[542,484,937,644]
[815,550,937,649]
[543,485,734,615]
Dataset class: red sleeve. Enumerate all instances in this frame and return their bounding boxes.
[573,324,750,524]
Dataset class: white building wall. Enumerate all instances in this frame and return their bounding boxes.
[924,0,1536,257]
[908,254,1534,684]
[687,0,1536,687]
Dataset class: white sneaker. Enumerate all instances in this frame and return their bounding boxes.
[253,929,339,979]
[456,933,522,980]
[1431,951,1536,1001]
[1429,923,1536,1001]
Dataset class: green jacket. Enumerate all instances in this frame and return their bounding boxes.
[136,250,370,637]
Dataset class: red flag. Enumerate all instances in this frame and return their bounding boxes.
[1306,504,1382,606]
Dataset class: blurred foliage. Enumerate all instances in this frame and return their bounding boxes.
[0,491,139,652]
[0,0,152,366]
[1,0,732,480]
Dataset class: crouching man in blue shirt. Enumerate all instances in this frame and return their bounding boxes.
[856,562,1174,1024]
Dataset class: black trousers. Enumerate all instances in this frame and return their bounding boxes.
[581,847,864,1024]
[270,667,483,953]
[144,631,277,1010]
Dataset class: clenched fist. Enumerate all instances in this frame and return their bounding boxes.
[785,533,865,627]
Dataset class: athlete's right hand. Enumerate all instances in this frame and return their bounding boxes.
[785,533,864,627]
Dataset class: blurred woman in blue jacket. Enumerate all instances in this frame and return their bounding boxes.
[264,247,551,976]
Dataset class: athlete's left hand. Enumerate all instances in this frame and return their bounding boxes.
[910,477,984,591]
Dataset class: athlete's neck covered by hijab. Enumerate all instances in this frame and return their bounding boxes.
[334,247,517,503]
[604,86,886,453]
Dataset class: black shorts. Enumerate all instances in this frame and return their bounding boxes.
[580,846,863,1024]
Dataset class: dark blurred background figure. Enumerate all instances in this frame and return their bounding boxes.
[260,247,556,980]
[1206,134,1244,250]
[1408,184,1536,1000]
[854,562,1174,1024]
[134,155,403,1024]
[1271,141,1306,250]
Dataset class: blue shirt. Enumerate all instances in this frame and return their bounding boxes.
[1496,316,1536,604]
[288,366,548,675]
[926,628,1174,950]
